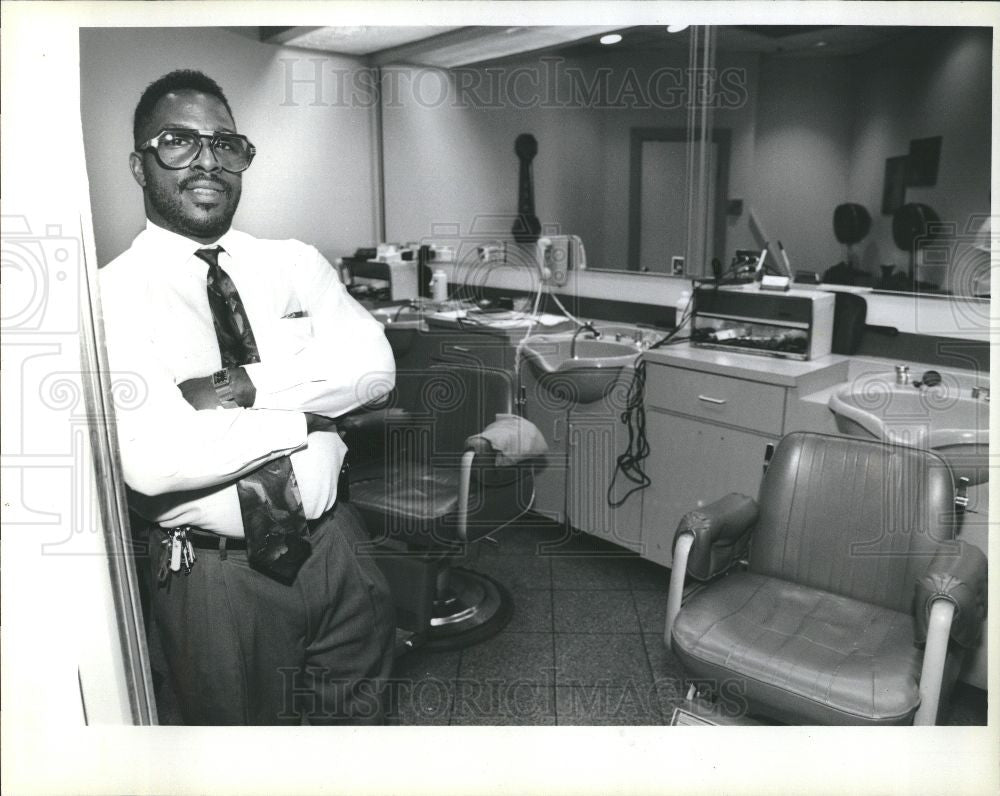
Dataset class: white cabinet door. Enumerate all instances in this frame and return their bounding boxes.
[640,409,776,567]
[566,413,643,551]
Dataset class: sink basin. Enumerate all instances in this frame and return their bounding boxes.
[369,305,428,356]
[828,371,990,484]
[521,333,641,404]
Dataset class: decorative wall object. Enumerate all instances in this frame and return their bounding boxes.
[882,155,908,215]
[907,136,942,186]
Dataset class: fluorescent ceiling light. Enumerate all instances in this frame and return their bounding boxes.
[666,24,689,34]
[279,26,462,55]
[270,26,625,68]
[600,33,623,45]
[376,26,626,67]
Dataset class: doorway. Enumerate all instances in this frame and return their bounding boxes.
[627,127,731,275]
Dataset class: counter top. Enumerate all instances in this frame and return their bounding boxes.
[642,343,850,391]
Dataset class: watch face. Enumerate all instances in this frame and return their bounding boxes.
[212,369,229,388]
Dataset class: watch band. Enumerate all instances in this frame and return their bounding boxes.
[212,368,238,408]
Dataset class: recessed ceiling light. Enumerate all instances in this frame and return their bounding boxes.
[666,24,689,34]
[815,40,828,48]
[600,34,623,45]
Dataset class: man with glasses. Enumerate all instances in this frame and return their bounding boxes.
[99,70,397,725]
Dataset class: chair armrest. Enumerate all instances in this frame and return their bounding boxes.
[338,407,411,435]
[913,541,987,648]
[464,415,548,468]
[673,493,758,581]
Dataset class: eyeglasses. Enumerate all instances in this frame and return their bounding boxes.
[136,128,257,173]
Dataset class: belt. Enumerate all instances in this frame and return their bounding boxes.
[160,506,333,554]
[186,529,248,551]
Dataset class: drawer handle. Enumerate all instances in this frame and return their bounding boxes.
[450,345,471,353]
[697,394,727,405]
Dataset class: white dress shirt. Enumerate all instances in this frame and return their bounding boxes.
[99,221,395,536]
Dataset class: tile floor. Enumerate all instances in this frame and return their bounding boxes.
[150,517,986,726]
[387,518,988,727]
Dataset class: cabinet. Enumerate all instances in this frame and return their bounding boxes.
[641,410,775,567]
[638,351,847,568]
[425,327,515,370]
[564,383,644,552]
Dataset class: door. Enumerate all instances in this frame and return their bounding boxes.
[638,140,717,275]
[641,410,775,568]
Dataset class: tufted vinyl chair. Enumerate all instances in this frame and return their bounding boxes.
[340,364,542,651]
[664,431,987,725]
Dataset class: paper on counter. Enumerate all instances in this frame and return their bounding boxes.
[429,310,570,328]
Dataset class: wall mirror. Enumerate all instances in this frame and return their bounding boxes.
[381,24,991,296]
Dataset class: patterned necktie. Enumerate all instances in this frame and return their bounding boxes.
[197,246,311,583]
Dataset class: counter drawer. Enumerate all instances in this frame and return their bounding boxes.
[644,364,786,435]
[429,336,510,369]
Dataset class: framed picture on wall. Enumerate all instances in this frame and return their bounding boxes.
[881,155,908,215]
[907,136,942,186]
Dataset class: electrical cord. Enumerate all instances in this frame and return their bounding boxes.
[548,290,586,327]
[606,287,696,508]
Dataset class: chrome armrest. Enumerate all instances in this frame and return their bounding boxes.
[664,493,758,646]
[911,541,987,725]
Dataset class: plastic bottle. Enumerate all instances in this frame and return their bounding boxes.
[675,289,691,335]
[430,269,448,303]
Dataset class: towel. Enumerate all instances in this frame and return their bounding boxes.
[465,414,549,466]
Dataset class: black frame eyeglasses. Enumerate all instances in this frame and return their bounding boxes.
[136,128,257,173]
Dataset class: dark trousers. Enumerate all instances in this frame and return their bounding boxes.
[148,502,395,725]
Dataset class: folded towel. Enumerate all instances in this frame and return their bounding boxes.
[465,414,549,466]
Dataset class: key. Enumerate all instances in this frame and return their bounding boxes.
[157,535,171,583]
[169,532,182,572]
[181,534,195,575]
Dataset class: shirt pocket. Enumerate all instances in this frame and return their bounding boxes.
[270,315,314,357]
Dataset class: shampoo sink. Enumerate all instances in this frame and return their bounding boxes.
[521,332,640,404]
[828,370,990,485]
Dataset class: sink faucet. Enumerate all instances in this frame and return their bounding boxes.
[972,386,990,401]
[570,321,601,359]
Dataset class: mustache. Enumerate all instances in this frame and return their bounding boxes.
[178,175,233,194]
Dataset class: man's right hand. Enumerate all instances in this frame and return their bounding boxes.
[305,413,339,434]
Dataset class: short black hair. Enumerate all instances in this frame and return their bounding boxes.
[133,70,235,147]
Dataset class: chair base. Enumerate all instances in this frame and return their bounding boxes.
[422,567,512,651]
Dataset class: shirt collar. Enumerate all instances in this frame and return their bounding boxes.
[139,220,241,264]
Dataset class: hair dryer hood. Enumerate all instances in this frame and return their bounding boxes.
[892,203,939,252]
[833,203,872,245]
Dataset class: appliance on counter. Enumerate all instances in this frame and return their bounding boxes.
[340,244,456,302]
[690,285,834,361]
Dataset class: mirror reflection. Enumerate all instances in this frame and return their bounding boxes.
[382,25,991,296]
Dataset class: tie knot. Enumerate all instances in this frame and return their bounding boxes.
[195,246,225,269]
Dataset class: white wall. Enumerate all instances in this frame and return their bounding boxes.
[751,54,855,273]
[80,28,379,265]
[382,48,760,281]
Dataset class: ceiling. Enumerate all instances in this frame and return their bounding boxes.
[261,25,623,67]
[259,24,948,67]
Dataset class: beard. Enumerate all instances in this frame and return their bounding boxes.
[145,174,241,240]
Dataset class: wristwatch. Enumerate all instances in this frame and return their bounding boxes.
[211,368,238,408]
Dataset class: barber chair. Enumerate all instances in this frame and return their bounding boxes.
[664,431,987,725]
[340,365,542,651]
